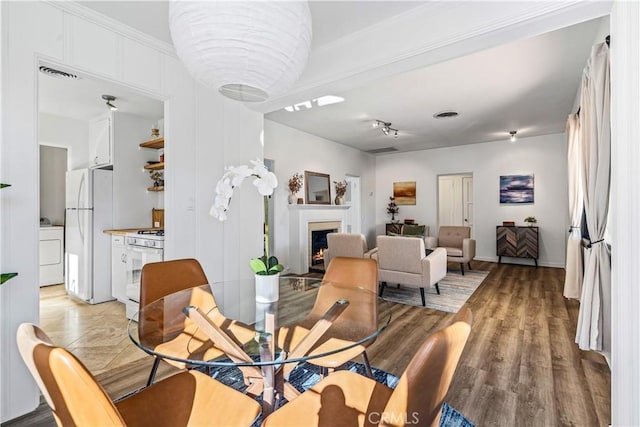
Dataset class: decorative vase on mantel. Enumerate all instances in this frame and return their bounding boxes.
[288,194,297,204]
[335,196,344,205]
[255,272,280,303]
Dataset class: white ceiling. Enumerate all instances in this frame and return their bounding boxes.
[38,64,164,122]
[265,17,606,153]
[77,1,425,50]
[55,2,606,153]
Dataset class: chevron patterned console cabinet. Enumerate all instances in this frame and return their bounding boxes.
[496,226,539,267]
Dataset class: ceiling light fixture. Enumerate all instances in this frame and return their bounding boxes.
[510,131,517,142]
[169,2,312,102]
[102,94,117,111]
[373,120,399,138]
[433,110,459,119]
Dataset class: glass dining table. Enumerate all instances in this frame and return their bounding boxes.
[128,276,392,415]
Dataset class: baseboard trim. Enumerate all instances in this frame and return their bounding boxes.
[474,256,565,269]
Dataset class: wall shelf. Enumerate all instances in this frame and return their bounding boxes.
[139,137,164,150]
[147,186,164,192]
[144,162,164,171]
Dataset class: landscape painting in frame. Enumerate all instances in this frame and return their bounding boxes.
[500,174,534,204]
[393,181,416,205]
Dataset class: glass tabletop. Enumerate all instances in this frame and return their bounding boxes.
[128,276,392,368]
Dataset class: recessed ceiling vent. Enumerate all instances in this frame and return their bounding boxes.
[433,110,459,119]
[366,147,398,154]
[39,66,79,80]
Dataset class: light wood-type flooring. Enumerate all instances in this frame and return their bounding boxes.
[3,261,610,426]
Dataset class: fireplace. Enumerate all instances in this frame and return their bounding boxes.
[309,227,338,272]
[288,205,350,274]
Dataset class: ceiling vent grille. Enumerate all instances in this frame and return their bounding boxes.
[433,110,459,119]
[366,147,398,154]
[39,66,79,80]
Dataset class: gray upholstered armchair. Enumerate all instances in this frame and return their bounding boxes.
[371,235,447,306]
[323,233,376,268]
[425,226,476,275]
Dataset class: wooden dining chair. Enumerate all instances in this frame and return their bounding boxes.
[16,323,261,427]
[277,257,379,377]
[139,258,254,386]
[264,307,473,427]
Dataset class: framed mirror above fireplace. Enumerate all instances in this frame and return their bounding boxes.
[305,171,331,205]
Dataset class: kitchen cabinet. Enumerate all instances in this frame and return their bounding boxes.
[89,115,112,167]
[111,235,128,302]
[39,226,64,286]
[140,137,165,192]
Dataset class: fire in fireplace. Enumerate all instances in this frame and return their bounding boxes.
[310,228,338,272]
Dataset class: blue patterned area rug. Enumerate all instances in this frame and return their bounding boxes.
[206,361,474,426]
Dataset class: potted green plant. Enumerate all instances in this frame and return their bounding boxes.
[524,216,537,226]
[1,183,18,284]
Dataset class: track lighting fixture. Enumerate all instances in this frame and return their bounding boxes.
[102,94,118,111]
[373,120,399,138]
[509,131,517,142]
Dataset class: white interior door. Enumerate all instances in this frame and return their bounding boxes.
[438,174,473,233]
[462,176,473,233]
[344,175,361,233]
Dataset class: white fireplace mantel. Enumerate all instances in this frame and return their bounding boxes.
[288,205,350,274]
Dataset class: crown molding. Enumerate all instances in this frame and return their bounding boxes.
[45,0,176,57]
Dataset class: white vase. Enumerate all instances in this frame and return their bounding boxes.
[255,272,280,302]
[335,196,344,205]
[288,194,297,204]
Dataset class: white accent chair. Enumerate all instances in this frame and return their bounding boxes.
[322,233,376,267]
[371,235,447,306]
[425,226,476,275]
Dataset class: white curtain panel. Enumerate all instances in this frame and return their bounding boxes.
[564,114,583,300]
[576,42,611,353]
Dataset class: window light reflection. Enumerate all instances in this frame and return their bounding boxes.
[283,95,344,112]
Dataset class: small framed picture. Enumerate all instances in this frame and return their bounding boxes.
[393,181,416,205]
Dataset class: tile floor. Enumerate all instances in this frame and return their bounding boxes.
[39,284,148,376]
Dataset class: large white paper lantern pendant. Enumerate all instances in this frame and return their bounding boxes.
[169,1,312,102]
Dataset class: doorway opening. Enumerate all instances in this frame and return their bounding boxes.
[37,61,165,376]
[437,174,473,235]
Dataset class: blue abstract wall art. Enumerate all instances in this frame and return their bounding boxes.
[500,174,534,204]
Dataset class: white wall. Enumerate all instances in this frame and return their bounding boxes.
[611,2,640,424]
[375,133,568,267]
[264,120,376,269]
[0,2,262,421]
[39,145,67,225]
[38,112,88,170]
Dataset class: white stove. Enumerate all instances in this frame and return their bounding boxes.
[124,230,165,319]
[125,230,164,249]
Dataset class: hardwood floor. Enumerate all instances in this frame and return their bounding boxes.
[3,262,610,426]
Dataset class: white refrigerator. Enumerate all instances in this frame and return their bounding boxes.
[65,168,114,304]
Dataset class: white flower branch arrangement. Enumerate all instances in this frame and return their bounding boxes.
[210,159,284,276]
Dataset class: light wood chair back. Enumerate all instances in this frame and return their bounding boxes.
[17,323,126,426]
[17,323,262,427]
[382,307,473,427]
[140,258,209,307]
[262,308,473,427]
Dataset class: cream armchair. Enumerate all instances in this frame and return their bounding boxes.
[426,226,476,275]
[371,235,447,306]
[322,233,376,267]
